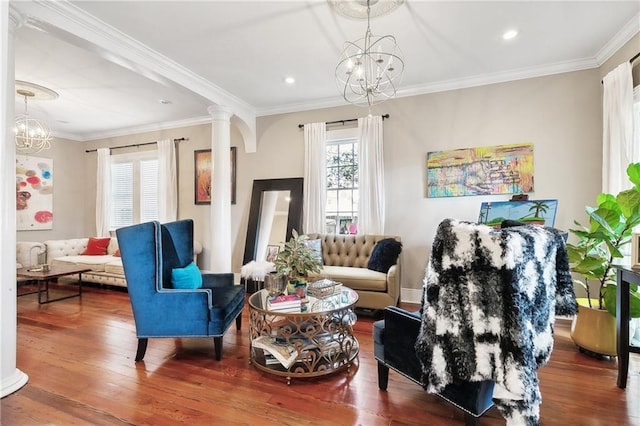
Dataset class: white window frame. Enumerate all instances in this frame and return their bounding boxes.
[109,150,159,231]
[326,127,359,235]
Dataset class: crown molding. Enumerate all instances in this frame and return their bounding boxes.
[595,13,640,65]
[13,0,256,149]
[257,57,599,116]
[77,115,212,142]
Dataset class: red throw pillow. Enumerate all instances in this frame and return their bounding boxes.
[81,237,111,255]
[114,249,121,257]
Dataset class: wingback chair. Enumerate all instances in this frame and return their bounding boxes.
[116,219,245,361]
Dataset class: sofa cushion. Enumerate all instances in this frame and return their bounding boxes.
[368,238,402,273]
[104,259,124,275]
[171,261,203,289]
[51,255,118,272]
[81,237,111,255]
[313,265,387,291]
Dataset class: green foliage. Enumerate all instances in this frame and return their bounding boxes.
[567,163,640,318]
[273,230,322,280]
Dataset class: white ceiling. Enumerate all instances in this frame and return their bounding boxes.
[12,0,640,142]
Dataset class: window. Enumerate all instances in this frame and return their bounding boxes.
[110,151,158,230]
[326,128,359,234]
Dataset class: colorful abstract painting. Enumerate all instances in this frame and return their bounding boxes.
[16,155,53,230]
[478,199,558,227]
[194,147,237,205]
[426,143,534,197]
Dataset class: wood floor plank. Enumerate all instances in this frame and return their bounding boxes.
[2,285,638,425]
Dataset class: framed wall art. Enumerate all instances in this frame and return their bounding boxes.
[426,142,534,198]
[477,199,558,228]
[16,155,54,230]
[194,147,237,205]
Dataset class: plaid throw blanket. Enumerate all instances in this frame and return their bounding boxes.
[416,219,577,425]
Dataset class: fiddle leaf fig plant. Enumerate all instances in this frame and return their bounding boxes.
[567,163,640,318]
[273,229,322,281]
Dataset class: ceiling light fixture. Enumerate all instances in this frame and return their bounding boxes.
[503,29,518,40]
[14,81,58,154]
[333,0,405,107]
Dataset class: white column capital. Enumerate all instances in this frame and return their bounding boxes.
[207,105,234,122]
[8,4,26,34]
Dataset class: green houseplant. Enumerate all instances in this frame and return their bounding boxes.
[273,230,322,294]
[567,163,640,354]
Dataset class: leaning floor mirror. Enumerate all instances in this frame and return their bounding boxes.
[242,178,304,266]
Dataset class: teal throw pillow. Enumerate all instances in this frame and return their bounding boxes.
[171,261,203,289]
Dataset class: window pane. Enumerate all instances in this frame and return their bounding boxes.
[326,190,338,213]
[325,137,358,234]
[327,166,339,189]
[326,145,339,167]
[140,160,159,223]
[110,162,133,229]
[339,166,356,188]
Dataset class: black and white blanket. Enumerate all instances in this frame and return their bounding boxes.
[416,219,577,426]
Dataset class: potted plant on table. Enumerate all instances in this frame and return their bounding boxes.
[273,229,322,297]
[567,163,640,356]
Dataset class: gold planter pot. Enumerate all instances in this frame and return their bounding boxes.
[570,298,617,356]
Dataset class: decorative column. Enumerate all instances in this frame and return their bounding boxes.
[1,4,28,398]
[207,105,234,272]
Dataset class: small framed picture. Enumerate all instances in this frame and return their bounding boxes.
[631,233,640,269]
[266,245,280,262]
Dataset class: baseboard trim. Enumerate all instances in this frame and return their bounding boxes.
[400,287,422,304]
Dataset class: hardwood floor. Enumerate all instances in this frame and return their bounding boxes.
[2,282,639,425]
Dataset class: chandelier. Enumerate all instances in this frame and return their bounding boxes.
[334,0,405,107]
[14,81,58,154]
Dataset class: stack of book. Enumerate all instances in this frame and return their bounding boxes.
[266,294,302,313]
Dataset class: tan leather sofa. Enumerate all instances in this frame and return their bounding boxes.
[305,234,401,311]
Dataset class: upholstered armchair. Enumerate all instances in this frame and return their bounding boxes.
[374,218,576,425]
[116,219,245,361]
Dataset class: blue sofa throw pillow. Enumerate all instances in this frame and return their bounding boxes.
[171,261,203,289]
[367,238,402,273]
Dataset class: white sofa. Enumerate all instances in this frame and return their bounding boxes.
[16,241,46,269]
[44,237,202,288]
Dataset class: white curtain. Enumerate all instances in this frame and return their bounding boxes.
[357,115,385,234]
[95,148,111,237]
[158,138,177,223]
[602,62,636,194]
[303,122,327,234]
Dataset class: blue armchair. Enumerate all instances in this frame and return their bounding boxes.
[116,219,245,362]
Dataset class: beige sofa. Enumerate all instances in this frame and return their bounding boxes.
[305,234,401,311]
[44,237,203,288]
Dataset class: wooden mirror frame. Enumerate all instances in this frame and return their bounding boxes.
[242,178,304,265]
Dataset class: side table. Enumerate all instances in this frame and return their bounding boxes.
[615,266,640,388]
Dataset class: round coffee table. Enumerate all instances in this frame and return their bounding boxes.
[248,287,359,384]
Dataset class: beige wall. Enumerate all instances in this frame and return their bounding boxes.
[16,137,85,242]
[254,69,603,300]
[23,65,608,302]
[76,67,602,301]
